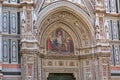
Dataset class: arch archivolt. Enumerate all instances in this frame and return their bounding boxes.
[42,22,79,49]
[36,11,94,55]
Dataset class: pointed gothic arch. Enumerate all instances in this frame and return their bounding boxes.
[36,1,95,38]
[36,13,95,56]
[36,1,95,50]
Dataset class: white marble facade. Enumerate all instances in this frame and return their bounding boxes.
[0,0,120,80]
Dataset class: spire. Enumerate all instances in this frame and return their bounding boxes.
[104,20,108,27]
[21,11,26,21]
[95,18,99,26]
[33,11,37,22]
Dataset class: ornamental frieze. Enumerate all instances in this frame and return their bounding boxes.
[27,55,34,63]
[44,59,78,68]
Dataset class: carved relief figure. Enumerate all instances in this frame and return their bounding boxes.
[47,38,52,52]
[46,28,74,54]
[95,25,100,39]
[21,19,26,33]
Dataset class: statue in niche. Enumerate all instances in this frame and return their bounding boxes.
[95,25,100,39]
[46,28,74,54]
[105,25,109,40]
[21,19,26,33]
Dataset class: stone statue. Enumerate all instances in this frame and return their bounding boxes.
[33,12,37,34]
[21,19,26,34]
[95,21,100,39]
[105,21,109,40]
[21,11,26,34]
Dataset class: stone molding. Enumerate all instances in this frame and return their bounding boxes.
[36,1,94,32]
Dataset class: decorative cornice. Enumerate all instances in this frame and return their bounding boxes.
[79,52,110,59]
[20,2,34,7]
[36,52,110,60]
[20,49,40,54]
[110,40,120,44]
[2,34,20,39]
[2,2,35,8]
[95,9,106,13]
[2,3,21,8]
[41,54,79,60]
[105,13,120,17]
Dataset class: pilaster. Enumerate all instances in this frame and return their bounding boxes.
[21,49,39,80]
[95,0,111,80]
[21,37,40,80]
[20,0,39,80]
